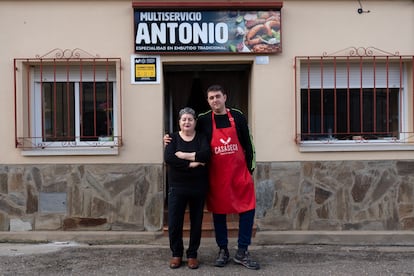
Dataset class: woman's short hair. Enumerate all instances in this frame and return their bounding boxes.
[178,107,196,120]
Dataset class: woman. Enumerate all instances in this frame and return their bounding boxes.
[164,107,210,269]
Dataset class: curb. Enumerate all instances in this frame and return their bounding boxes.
[255,231,414,246]
[0,231,164,245]
[1,231,414,246]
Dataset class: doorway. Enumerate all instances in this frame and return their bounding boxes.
[163,63,251,134]
[162,63,252,234]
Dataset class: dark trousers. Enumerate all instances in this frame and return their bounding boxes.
[213,209,255,251]
[168,187,206,258]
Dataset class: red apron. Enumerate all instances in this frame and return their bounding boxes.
[206,109,256,214]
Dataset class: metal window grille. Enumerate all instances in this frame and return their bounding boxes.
[14,48,123,149]
[295,47,414,144]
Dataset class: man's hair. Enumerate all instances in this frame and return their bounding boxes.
[206,84,226,97]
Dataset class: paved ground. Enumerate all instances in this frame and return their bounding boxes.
[1,238,414,275]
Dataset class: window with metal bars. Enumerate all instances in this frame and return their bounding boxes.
[295,48,414,149]
[14,50,122,154]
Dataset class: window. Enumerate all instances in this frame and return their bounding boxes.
[14,49,122,155]
[295,47,414,151]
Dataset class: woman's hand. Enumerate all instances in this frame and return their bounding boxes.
[189,162,205,168]
[175,151,196,161]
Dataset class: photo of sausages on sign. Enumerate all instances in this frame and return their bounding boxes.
[134,10,281,54]
[234,11,281,53]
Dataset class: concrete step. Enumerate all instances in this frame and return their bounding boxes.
[163,210,256,238]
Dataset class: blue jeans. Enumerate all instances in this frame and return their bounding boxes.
[213,209,255,251]
[168,187,206,258]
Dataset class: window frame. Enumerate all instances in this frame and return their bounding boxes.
[14,49,123,156]
[294,47,414,152]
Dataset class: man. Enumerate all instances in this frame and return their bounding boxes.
[165,84,259,270]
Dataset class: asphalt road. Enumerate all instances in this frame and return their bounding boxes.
[1,240,414,275]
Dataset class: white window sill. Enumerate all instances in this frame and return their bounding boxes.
[299,140,414,152]
[21,147,119,156]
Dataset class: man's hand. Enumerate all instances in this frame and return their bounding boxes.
[164,134,172,146]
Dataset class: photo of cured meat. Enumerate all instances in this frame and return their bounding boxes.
[235,11,281,53]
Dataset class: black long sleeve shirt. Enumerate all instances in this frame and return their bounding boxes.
[164,131,210,193]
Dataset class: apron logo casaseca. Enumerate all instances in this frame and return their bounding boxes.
[215,136,238,155]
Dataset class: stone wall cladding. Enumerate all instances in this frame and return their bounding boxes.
[0,164,163,232]
[1,161,414,232]
[255,160,414,231]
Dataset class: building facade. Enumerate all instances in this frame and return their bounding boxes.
[0,0,414,233]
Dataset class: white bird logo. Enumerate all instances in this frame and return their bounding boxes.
[219,137,231,145]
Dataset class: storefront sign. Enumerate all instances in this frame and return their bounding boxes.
[131,55,160,84]
[134,10,281,54]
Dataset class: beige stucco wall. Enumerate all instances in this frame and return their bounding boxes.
[261,0,414,162]
[0,0,164,164]
[0,0,413,165]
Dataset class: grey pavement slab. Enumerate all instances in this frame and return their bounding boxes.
[1,236,414,275]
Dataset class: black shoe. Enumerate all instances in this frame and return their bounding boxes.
[233,250,260,270]
[214,248,230,267]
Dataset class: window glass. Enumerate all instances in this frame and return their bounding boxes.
[81,82,113,141]
[300,88,399,141]
[43,82,75,141]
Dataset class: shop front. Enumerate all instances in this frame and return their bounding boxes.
[0,0,414,236]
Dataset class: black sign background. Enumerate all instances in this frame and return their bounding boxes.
[134,9,281,54]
